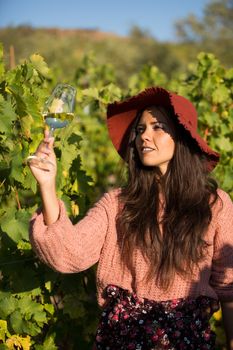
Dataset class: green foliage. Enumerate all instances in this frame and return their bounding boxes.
[0,43,232,349]
[169,52,233,197]
[0,46,98,349]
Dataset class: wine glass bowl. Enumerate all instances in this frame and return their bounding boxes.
[42,83,76,133]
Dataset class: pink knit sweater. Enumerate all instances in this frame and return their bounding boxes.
[30,188,233,306]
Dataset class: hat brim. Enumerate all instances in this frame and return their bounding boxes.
[107,87,220,171]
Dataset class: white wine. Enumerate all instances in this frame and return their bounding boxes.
[43,112,74,129]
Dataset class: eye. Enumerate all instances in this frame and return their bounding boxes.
[135,126,145,134]
[153,122,165,130]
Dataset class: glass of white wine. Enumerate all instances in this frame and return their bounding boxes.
[27,83,76,168]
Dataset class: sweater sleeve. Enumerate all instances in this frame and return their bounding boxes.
[209,190,233,302]
[29,191,115,273]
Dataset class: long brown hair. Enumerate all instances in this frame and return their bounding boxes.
[117,106,218,290]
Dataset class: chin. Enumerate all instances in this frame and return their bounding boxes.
[140,159,158,167]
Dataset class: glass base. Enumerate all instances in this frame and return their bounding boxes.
[27,155,55,169]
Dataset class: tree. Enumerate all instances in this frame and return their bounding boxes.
[128,25,181,79]
[175,0,233,67]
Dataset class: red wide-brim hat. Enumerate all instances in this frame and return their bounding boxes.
[107,87,220,171]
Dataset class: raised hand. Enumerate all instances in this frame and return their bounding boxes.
[29,129,57,187]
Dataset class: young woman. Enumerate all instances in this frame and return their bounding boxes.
[29,87,233,350]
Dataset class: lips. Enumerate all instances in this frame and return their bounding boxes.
[141,146,155,153]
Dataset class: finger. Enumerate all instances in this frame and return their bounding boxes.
[44,127,50,138]
[43,129,54,148]
[37,142,52,153]
[28,155,55,171]
[47,136,55,150]
[38,146,52,156]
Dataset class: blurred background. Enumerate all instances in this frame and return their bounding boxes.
[0,0,232,86]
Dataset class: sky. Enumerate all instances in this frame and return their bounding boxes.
[0,0,210,41]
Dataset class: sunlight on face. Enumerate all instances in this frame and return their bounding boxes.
[135,106,175,174]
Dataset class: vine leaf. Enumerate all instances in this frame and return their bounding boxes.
[30,54,51,78]
[1,208,30,243]
[0,96,17,133]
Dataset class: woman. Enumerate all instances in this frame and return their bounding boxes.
[29,87,233,349]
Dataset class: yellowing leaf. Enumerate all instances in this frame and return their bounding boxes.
[221,110,228,118]
[71,202,79,217]
[213,309,222,321]
[62,170,68,178]
[21,114,34,138]
[45,281,52,292]
[71,179,79,193]
[6,334,31,350]
[0,319,8,342]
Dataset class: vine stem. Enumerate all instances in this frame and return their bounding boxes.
[13,187,22,210]
[50,295,60,311]
[0,179,6,188]
[204,127,210,141]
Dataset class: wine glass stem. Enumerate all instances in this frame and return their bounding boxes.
[49,127,55,138]
[46,127,55,150]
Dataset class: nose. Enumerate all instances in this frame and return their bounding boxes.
[140,127,152,141]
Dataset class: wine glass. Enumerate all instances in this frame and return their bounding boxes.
[27,83,76,168]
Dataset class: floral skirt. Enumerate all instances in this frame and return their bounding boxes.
[94,285,219,350]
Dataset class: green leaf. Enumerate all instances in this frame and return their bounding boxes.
[212,85,230,104]
[10,310,40,336]
[2,262,41,295]
[43,303,54,315]
[82,87,99,99]
[23,93,43,122]
[0,295,16,318]
[63,295,86,320]
[0,96,17,133]
[30,54,50,78]
[17,240,31,253]
[60,144,78,171]
[216,136,232,152]
[222,168,233,191]
[15,209,31,240]
[225,68,233,80]
[17,297,47,323]
[35,333,57,350]
[1,208,30,243]
[8,296,48,336]
[0,345,8,350]
[10,151,25,184]
[203,112,219,127]
[23,167,38,194]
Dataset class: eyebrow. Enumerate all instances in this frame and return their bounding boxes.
[137,121,167,126]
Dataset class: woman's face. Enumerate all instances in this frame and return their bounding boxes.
[135,106,175,174]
